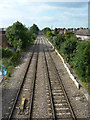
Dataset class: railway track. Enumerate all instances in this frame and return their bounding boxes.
[42,38,77,120]
[8,39,39,119]
[6,34,77,120]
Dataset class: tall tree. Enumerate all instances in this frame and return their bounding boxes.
[29,24,39,35]
[54,28,58,35]
[6,21,31,50]
[42,27,51,35]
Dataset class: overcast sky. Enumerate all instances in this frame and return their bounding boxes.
[0,0,89,29]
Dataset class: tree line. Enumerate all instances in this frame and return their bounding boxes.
[42,27,90,83]
[6,21,39,51]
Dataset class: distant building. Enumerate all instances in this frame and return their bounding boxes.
[63,28,67,34]
[57,28,64,34]
[0,28,9,47]
[75,29,90,40]
[67,28,73,32]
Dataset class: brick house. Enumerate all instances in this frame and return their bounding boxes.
[67,28,73,32]
[0,28,9,47]
[57,28,64,34]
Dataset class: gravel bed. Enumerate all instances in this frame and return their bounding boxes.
[32,40,49,118]
[12,49,37,119]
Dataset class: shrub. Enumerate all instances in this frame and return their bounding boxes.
[73,41,90,82]
[61,36,77,62]
[10,51,21,66]
[2,47,13,58]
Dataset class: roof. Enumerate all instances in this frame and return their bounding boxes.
[0,28,6,31]
[75,29,90,36]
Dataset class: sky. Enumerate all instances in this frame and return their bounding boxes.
[0,0,89,29]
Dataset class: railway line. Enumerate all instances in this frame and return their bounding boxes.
[8,39,40,119]
[42,38,76,119]
[7,34,77,119]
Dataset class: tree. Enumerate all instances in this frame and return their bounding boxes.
[65,31,75,39]
[46,31,53,38]
[73,41,90,82]
[42,27,51,35]
[61,36,77,62]
[54,28,58,35]
[6,21,31,50]
[29,24,39,35]
[54,34,65,50]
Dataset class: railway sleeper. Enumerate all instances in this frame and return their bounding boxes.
[54,100,67,103]
[53,92,64,95]
[56,112,71,116]
[54,103,68,107]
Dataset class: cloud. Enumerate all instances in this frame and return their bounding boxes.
[0,1,88,29]
[46,2,87,8]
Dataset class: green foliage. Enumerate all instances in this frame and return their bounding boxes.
[10,51,21,66]
[29,24,39,35]
[46,29,89,84]
[65,31,75,39]
[6,21,37,51]
[2,22,39,80]
[54,34,65,49]
[6,21,26,50]
[46,31,54,38]
[2,47,21,78]
[73,41,90,82]
[42,27,51,35]
[13,38,22,51]
[61,36,77,62]
[54,28,58,35]
[2,47,13,58]
[2,58,14,77]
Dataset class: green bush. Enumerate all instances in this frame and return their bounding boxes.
[73,41,90,82]
[60,36,77,62]
[2,47,13,58]
[54,34,65,50]
[2,50,21,78]
[10,51,21,66]
[47,30,89,84]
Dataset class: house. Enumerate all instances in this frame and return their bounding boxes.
[67,28,73,32]
[75,29,90,40]
[0,28,8,47]
[57,28,64,34]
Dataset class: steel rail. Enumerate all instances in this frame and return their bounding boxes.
[43,40,57,120]
[28,42,39,120]
[8,41,38,120]
[46,40,77,120]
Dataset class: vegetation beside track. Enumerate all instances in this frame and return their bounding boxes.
[1,21,39,80]
[42,27,90,94]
